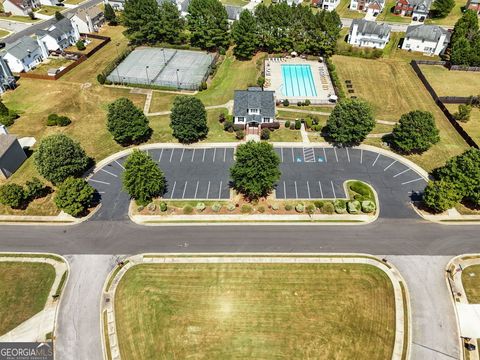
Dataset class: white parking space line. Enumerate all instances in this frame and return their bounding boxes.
[90,179,110,185]
[360,149,363,164]
[114,160,125,170]
[223,148,226,162]
[180,148,185,162]
[206,181,211,199]
[291,147,294,162]
[346,148,350,162]
[318,181,323,198]
[194,181,199,198]
[384,160,397,171]
[202,149,206,162]
[331,181,336,199]
[294,181,298,199]
[307,181,311,199]
[334,147,338,162]
[98,191,105,194]
[218,181,222,199]
[402,177,424,185]
[191,149,195,162]
[170,181,177,199]
[394,168,411,178]
[101,168,118,178]
[281,148,284,162]
[182,181,187,199]
[158,149,164,162]
[283,181,286,199]
[169,149,174,162]
[213,148,217,162]
[372,153,380,167]
[323,148,327,163]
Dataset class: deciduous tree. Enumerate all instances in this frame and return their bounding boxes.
[423,180,462,213]
[54,177,95,217]
[107,98,151,145]
[170,96,208,143]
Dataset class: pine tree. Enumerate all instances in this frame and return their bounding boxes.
[158,2,185,44]
[232,10,258,60]
[104,3,117,25]
[187,0,229,50]
[123,0,161,44]
[432,0,455,18]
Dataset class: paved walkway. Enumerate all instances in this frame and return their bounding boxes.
[0,255,68,342]
[102,254,409,360]
[300,123,309,143]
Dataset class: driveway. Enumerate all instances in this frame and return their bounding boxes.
[0,20,30,34]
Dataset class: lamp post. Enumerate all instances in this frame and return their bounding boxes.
[161,48,166,65]
[145,65,150,85]
[176,69,180,89]
[115,43,121,84]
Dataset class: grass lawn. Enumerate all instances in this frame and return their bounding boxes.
[426,0,465,26]
[419,65,480,97]
[446,105,480,146]
[115,262,396,360]
[277,110,328,122]
[220,0,249,5]
[335,0,364,19]
[269,128,302,142]
[377,1,413,23]
[29,57,75,75]
[202,108,237,142]
[64,37,105,55]
[332,55,468,170]
[7,15,40,23]
[0,262,56,335]
[64,0,85,4]
[196,50,264,106]
[35,5,63,16]
[148,91,178,113]
[0,28,10,38]
[462,265,480,303]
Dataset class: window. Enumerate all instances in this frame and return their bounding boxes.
[237,117,245,122]
[405,43,410,49]
[248,108,259,115]
[263,117,270,123]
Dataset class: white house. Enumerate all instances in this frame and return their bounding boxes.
[70,5,105,33]
[0,57,16,94]
[314,0,340,11]
[1,36,48,73]
[348,19,391,49]
[402,24,450,55]
[104,0,125,10]
[36,18,80,52]
[2,0,39,16]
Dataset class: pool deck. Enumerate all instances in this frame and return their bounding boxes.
[264,57,335,105]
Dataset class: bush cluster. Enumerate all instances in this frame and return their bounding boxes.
[46,114,72,127]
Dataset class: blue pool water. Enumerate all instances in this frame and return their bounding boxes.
[281,64,318,98]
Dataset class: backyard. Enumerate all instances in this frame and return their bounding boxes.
[28,57,75,76]
[332,55,468,170]
[0,261,56,335]
[419,65,480,97]
[115,262,396,360]
[446,104,480,146]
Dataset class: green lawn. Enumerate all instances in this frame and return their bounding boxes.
[426,0,465,25]
[462,264,480,303]
[29,57,76,75]
[419,65,480,97]
[64,0,85,4]
[35,5,64,16]
[446,104,480,146]
[115,262,396,360]
[148,91,178,113]
[377,1,413,23]
[269,128,303,142]
[0,28,10,38]
[6,15,40,23]
[332,55,468,170]
[220,0,249,5]
[0,262,56,335]
[335,0,365,19]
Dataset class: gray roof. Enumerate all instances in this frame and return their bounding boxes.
[73,5,103,23]
[0,134,18,157]
[406,24,450,42]
[233,87,275,123]
[179,0,191,11]
[352,19,391,37]
[225,5,242,20]
[408,0,432,11]
[1,36,40,60]
[36,18,74,43]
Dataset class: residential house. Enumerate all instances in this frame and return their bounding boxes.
[466,0,480,14]
[233,87,275,126]
[2,0,39,16]
[394,0,432,21]
[36,18,80,52]
[104,0,125,10]
[0,128,27,180]
[225,5,242,21]
[1,36,48,73]
[402,24,450,55]
[350,0,385,16]
[312,0,340,11]
[280,0,303,5]
[0,57,16,94]
[348,19,391,49]
[70,5,105,33]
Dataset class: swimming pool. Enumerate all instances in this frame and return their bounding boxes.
[281,64,318,98]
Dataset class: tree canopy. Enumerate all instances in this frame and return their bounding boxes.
[450,10,480,66]
[107,97,151,145]
[432,0,455,18]
[187,0,229,50]
[0,184,26,209]
[230,141,281,200]
[34,134,90,184]
[390,110,440,153]
[104,3,118,25]
[325,98,375,145]
[170,96,208,143]
[423,180,462,213]
[54,177,95,217]
[232,10,258,59]
[122,149,166,206]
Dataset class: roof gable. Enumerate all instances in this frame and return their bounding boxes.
[233,88,275,121]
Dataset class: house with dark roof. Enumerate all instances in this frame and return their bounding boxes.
[233,87,276,126]
[348,19,391,49]
[70,5,105,33]
[0,57,16,94]
[394,0,432,21]
[0,130,27,180]
[1,36,48,73]
[2,0,39,16]
[36,18,80,52]
[466,0,480,14]
[225,5,242,21]
[402,24,450,55]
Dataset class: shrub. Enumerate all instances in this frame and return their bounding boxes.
[313,200,324,209]
[271,203,279,210]
[334,199,347,214]
[211,202,222,212]
[285,204,293,211]
[257,76,265,88]
[454,104,471,122]
[160,202,168,212]
[304,100,311,106]
[261,128,270,140]
[56,116,72,127]
[350,181,372,198]
[305,118,313,129]
[297,101,303,107]
[312,124,322,132]
[285,120,291,128]
[361,200,376,213]
[25,178,46,200]
[218,113,226,123]
[322,201,334,214]
[294,120,301,130]
[241,204,252,213]
[0,183,26,208]
[261,122,280,130]
[295,203,304,212]
[289,122,295,130]
[224,121,233,132]
[107,98,151,145]
[235,129,245,140]
[170,96,208,143]
[227,203,236,211]
[218,47,226,55]
[200,81,208,91]
[257,205,265,213]
[76,40,86,51]
[183,205,193,214]
[54,177,95,217]
[97,73,106,84]
[47,114,59,126]
[283,99,290,106]
[347,200,361,214]
[306,204,315,214]
[196,202,206,212]
[34,134,90,184]
[147,203,156,212]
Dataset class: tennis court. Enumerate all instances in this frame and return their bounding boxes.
[106,47,215,90]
